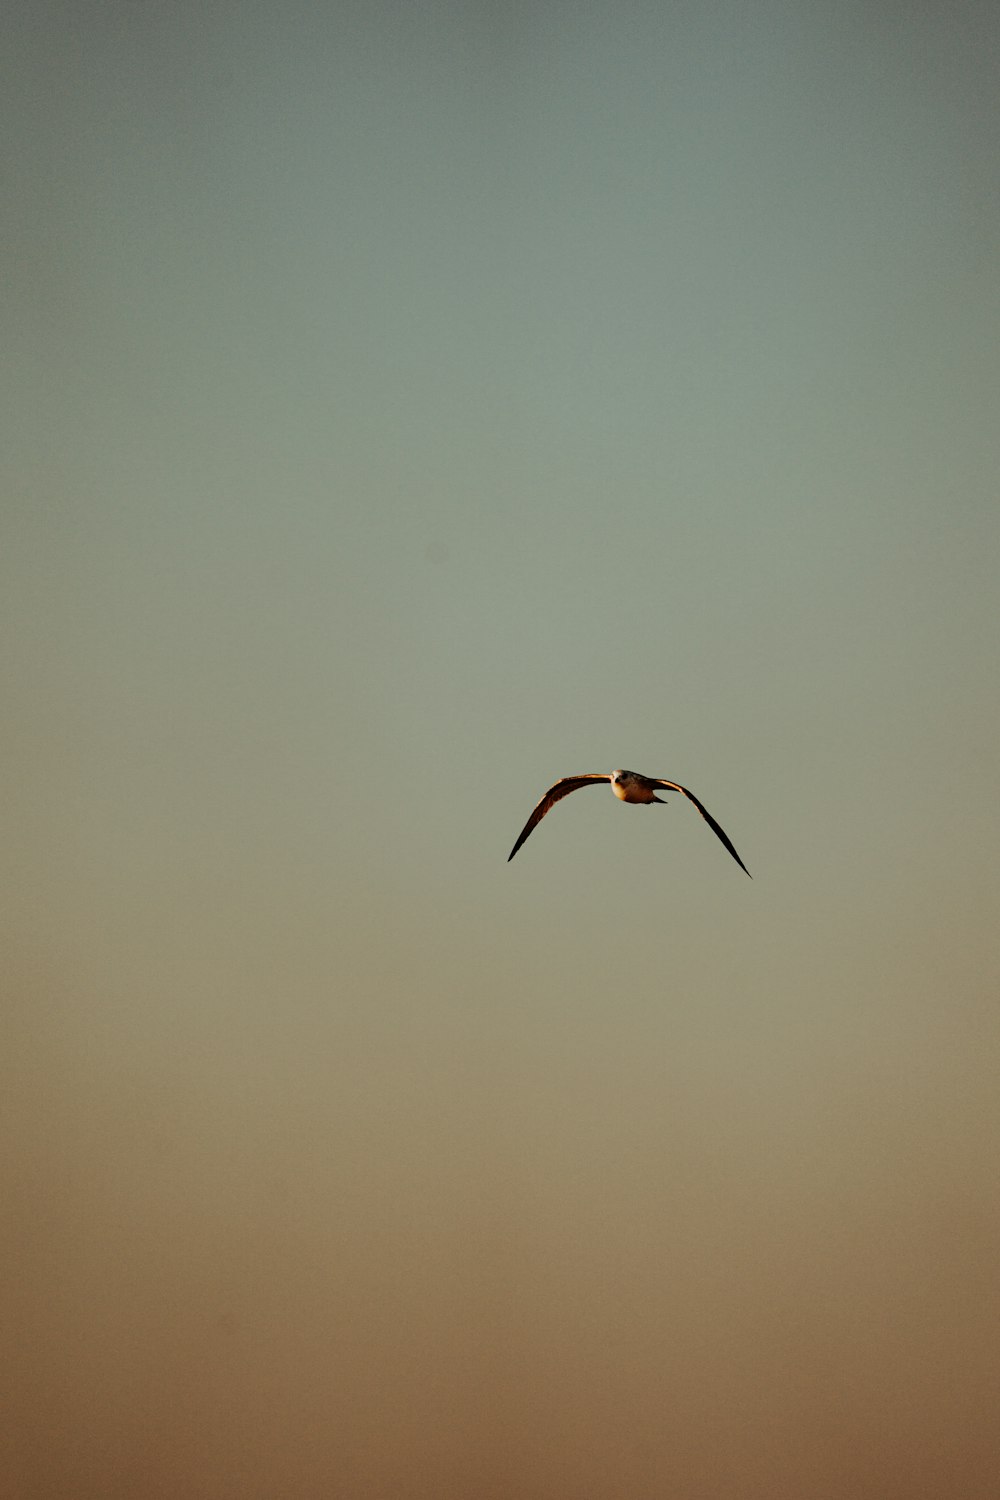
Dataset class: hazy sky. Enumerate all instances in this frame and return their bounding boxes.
[4,2,999,1496]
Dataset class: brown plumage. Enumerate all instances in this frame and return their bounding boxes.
[507,768,750,875]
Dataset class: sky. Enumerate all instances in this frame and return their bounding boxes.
[3,1,999,1495]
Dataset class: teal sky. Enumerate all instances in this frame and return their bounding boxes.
[4,3,1000,1495]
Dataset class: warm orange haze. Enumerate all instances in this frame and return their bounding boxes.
[4,1,1000,1496]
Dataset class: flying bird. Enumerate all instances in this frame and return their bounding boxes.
[507,768,750,875]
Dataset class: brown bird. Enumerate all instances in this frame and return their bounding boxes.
[507,768,750,875]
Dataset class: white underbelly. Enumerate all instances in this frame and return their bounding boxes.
[612,774,655,804]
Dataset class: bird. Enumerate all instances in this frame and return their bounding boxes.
[507,768,750,874]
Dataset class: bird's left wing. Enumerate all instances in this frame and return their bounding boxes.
[507,775,609,862]
[650,779,752,876]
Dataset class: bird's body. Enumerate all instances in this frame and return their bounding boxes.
[609,768,660,803]
[507,767,750,875]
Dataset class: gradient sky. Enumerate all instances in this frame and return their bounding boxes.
[4,2,1000,1496]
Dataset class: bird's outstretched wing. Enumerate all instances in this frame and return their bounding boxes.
[650,779,751,876]
[507,775,609,862]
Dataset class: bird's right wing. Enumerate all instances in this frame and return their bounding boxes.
[649,779,751,876]
[507,775,609,862]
